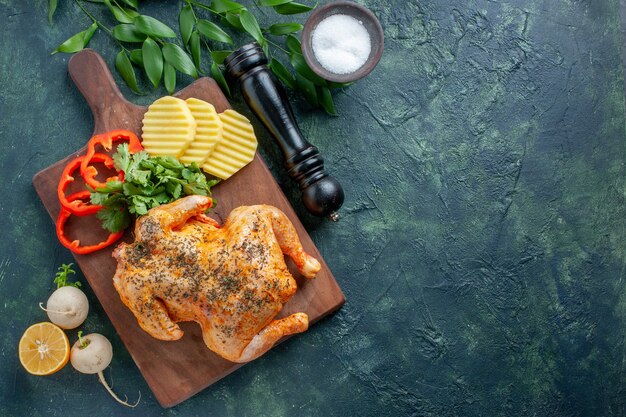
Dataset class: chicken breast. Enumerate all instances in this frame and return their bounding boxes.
[112,195,321,363]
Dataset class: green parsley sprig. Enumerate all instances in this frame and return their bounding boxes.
[49,0,348,114]
[53,263,82,288]
[90,144,219,233]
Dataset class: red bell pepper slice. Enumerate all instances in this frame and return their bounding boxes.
[58,153,115,216]
[56,191,124,255]
[80,130,143,189]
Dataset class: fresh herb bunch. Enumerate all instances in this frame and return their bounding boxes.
[49,0,348,114]
[53,263,82,288]
[90,144,219,232]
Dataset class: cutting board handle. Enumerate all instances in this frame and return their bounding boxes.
[68,49,136,132]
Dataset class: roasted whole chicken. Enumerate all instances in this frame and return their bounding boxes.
[112,195,321,363]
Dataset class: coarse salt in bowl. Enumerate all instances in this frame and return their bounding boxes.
[301,1,385,83]
[311,14,372,75]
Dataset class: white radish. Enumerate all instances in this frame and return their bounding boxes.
[70,332,140,407]
[39,286,89,329]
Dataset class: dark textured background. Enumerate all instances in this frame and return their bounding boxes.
[2,0,626,416]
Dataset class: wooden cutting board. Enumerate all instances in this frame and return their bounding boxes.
[32,49,345,408]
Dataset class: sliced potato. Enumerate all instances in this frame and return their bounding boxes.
[202,109,258,180]
[141,96,197,157]
[179,98,223,165]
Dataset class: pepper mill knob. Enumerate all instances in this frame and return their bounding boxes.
[224,43,344,220]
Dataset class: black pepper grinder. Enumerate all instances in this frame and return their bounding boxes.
[224,43,344,221]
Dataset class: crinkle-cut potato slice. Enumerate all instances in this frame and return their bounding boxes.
[179,98,223,165]
[202,109,258,180]
[141,96,197,157]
